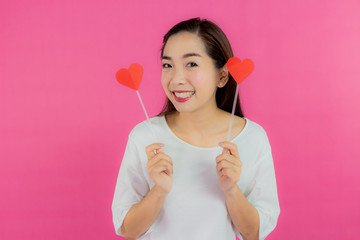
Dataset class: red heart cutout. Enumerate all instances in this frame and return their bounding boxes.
[226,57,254,84]
[116,63,143,90]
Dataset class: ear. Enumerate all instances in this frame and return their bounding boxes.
[217,65,229,88]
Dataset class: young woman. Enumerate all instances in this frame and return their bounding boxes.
[112,18,280,240]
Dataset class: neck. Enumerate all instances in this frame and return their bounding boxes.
[173,105,225,136]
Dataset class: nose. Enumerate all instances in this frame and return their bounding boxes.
[171,67,186,85]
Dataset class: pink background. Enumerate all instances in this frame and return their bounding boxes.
[1,0,359,239]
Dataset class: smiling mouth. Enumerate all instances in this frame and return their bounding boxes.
[173,91,195,98]
[172,91,195,102]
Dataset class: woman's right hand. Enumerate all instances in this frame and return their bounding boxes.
[145,143,173,196]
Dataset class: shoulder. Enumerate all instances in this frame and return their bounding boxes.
[241,117,272,153]
[245,118,268,138]
[128,115,166,145]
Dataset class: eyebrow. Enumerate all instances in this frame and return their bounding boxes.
[162,52,202,60]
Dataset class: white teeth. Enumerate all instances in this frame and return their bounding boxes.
[174,91,195,98]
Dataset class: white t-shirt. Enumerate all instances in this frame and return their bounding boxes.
[112,115,280,240]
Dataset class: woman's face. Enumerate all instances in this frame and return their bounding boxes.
[161,31,221,114]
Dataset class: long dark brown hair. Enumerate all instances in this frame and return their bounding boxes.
[157,17,244,117]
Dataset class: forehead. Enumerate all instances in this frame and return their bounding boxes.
[163,31,207,57]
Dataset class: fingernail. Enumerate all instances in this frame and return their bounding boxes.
[218,142,224,147]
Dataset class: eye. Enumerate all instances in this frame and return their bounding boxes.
[186,62,198,67]
[162,63,172,69]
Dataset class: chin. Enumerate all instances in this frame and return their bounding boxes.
[173,105,199,114]
[170,103,193,113]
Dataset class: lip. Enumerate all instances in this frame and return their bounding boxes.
[172,91,195,103]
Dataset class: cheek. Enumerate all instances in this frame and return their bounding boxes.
[188,71,216,89]
[161,72,169,87]
[161,72,172,95]
[187,71,202,85]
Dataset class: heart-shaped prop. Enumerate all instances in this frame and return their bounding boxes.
[116,63,143,90]
[225,57,255,142]
[114,63,158,141]
[226,57,254,84]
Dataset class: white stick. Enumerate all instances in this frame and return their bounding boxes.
[226,84,239,141]
[136,90,158,142]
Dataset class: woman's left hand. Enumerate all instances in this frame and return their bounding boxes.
[216,141,242,194]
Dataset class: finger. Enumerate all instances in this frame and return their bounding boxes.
[224,169,240,182]
[163,165,173,175]
[216,160,241,172]
[222,148,230,154]
[216,160,230,172]
[218,141,239,157]
[156,147,165,153]
[216,153,241,167]
[145,143,165,160]
[147,153,173,169]
[163,164,173,175]
[219,168,235,178]
[149,163,173,175]
[217,166,231,178]
[152,152,173,165]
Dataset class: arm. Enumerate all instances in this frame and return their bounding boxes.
[224,185,259,240]
[216,141,259,239]
[120,143,173,239]
[120,185,167,239]
[216,141,280,240]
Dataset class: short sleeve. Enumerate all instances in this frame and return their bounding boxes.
[111,136,154,237]
[236,151,280,240]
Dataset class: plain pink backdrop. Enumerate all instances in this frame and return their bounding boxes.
[1,0,359,239]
